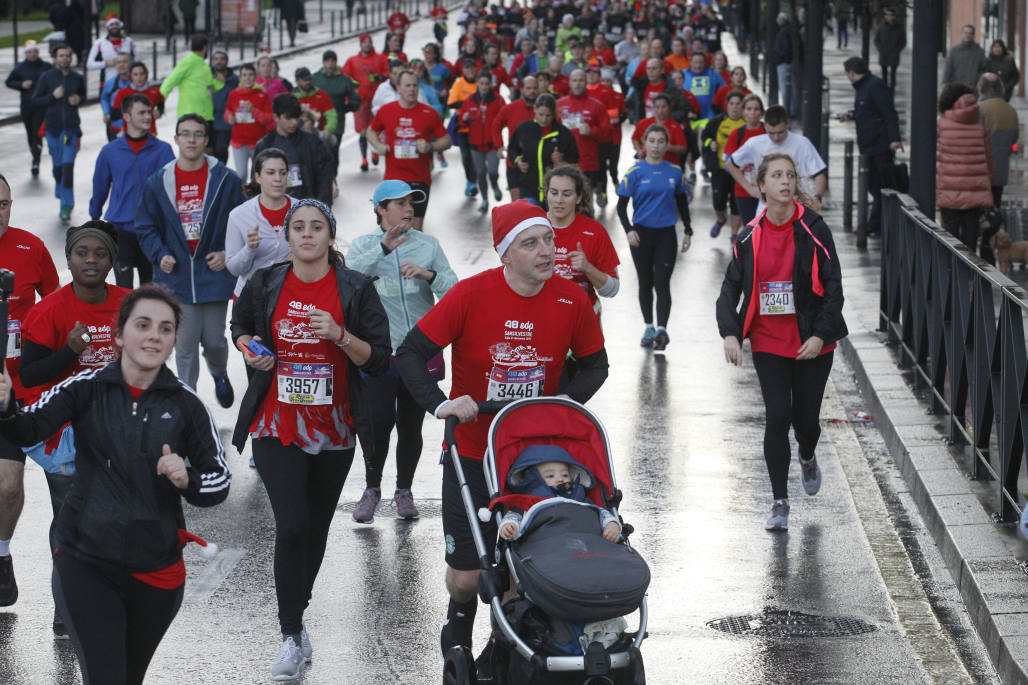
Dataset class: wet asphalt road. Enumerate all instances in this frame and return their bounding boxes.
[0,21,1001,685]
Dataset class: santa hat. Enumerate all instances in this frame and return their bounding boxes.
[105,14,123,28]
[491,200,552,256]
[178,529,219,559]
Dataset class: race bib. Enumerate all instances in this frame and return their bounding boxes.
[759,281,795,315]
[611,25,622,34]
[5,320,20,359]
[277,362,333,405]
[394,139,419,159]
[235,109,254,124]
[287,164,302,187]
[487,365,545,400]
[564,112,583,130]
[182,214,202,242]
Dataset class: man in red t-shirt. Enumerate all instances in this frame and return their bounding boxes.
[225,63,273,182]
[111,62,165,136]
[632,94,688,165]
[556,70,610,208]
[367,70,451,230]
[396,200,608,658]
[387,9,411,48]
[342,34,389,171]
[587,67,626,203]
[492,75,538,201]
[0,174,60,605]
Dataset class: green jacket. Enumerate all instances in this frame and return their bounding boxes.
[160,51,224,120]
[312,67,361,134]
[346,227,458,352]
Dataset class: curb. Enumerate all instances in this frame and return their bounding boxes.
[838,330,1028,685]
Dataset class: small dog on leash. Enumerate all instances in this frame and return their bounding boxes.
[990,230,1028,275]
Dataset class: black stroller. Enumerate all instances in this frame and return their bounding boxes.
[442,398,649,685]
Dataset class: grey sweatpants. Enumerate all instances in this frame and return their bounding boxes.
[471,149,500,198]
[176,301,230,389]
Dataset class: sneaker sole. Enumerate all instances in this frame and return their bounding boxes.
[0,591,18,607]
[764,522,788,532]
[270,668,304,682]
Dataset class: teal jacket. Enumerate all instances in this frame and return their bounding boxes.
[160,51,224,120]
[347,228,457,352]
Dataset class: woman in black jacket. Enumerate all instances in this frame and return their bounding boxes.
[715,152,847,533]
[986,39,1020,102]
[230,198,391,681]
[508,93,579,203]
[0,284,231,685]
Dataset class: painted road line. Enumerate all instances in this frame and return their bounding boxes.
[183,547,247,605]
[823,380,975,684]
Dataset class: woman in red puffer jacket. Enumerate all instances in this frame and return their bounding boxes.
[936,83,993,251]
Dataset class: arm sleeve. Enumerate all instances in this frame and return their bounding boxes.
[159,61,185,98]
[179,392,231,507]
[134,182,171,264]
[0,373,85,446]
[598,508,621,534]
[715,244,746,339]
[428,241,459,296]
[322,102,338,132]
[676,193,692,234]
[224,206,257,278]
[313,137,335,205]
[491,105,508,148]
[89,149,111,220]
[810,226,846,343]
[395,326,449,414]
[19,339,79,389]
[564,347,608,404]
[85,41,104,71]
[617,195,632,233]
[229,275,260,345]
[30,73,53,108]
[345,235,388,276]
[4,66,21,92]
[352,281,392,376]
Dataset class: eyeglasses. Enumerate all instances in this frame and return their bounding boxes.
[176,131,207,139]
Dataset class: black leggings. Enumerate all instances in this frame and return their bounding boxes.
[629,225,677,327]
[53,551,183,685]
[115,228,154,289]
[752,351,834,500]
[598,141,620,192]
[253,438,354,636]
[360,369,426,490]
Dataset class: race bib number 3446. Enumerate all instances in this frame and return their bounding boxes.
[487,365,545,400]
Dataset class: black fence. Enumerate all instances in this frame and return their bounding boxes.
[878,190,1028,523]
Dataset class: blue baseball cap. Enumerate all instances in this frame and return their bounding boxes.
[373,180,427,206]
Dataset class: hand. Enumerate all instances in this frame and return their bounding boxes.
[708,140,718,151]
[497,148,506,159]
[157,444,190,489]
[550,149,563,164]
[499,521,518,540]
[52,84,64,99]
[66,321,91,355]
[723,335,742,365]
[626,230,640,248]
[241,335,276,371]
[105,57,117,68]
[160,255,177,273]
[246,225,261,249]
[240,100,253,112]
[399,262,431,280]
[517,159,530,173]
[103,114,111,125]
[415,138,432,154]
[375,141,390,156]
[68,94,81,106]
[462,112,471,123]
[890,141,903,151]
[227,114,236,125]
[680,234,691,253]
[796,335,824,360]
[0,365,10,411]
[20,80,31,90]
[205,251,226,271]
[308,309,343,342]
[602,520,620,542]
[578,122,590,136]
[382,223,410,251]
[743,182,760,199]
[438,394,478,423]
[568,241,591,272]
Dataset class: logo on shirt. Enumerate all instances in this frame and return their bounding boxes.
[15,244,29,250]
[557,297,573,304]
[489,342,552,368]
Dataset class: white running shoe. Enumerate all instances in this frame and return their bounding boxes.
[300,625,312,662]
[271,636,305,681]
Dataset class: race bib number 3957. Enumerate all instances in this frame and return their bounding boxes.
[487,365,545,400]
[278,362,333,405]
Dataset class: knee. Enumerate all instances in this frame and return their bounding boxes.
[446,568,479,602]
[765,408,792,436]
[275,517,309,548]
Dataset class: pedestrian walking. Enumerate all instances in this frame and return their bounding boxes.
[19,220,130,637]
[978,73,1019,210]
[347,180,458,524]
[459,72,506,214]
[835,0,850,49]
[0,284,231,685]
[395,199,608,658]
[85,14,135,86]
[179,0,199,44]
[5,41,50,177]
[617,124,692,351]
[873,8,905,92]
[936,83,994,253]
[280,0,304,48]
[772,13,796,115]
[0,173,61,612]
[134,114,244,403]
[31,43,86,222]
[160,36,225,122]
[231,199,391,681]
[986,40,1020,102]
[942,25,987,89]
[716,152,847,532]
[508,93,579,204]
[254,94,336,206]
[722,94,766,226]
[91,93,177,288]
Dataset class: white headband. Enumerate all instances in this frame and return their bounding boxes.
[495,216,554,256]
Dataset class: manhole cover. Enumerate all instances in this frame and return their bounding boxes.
[338,497,443,518]
[706,610,877,638]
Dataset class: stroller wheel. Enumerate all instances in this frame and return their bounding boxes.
[443,645,478,685]
[629,646,645,685]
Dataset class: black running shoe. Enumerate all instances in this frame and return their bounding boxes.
[0,555,17,606]
[653,330,670,351]
[53,609,68,639]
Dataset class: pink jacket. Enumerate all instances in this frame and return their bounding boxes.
[936,93,993,210]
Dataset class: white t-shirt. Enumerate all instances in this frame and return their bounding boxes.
[729,130,827,213]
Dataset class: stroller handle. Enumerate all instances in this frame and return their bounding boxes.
[443,400,510,451]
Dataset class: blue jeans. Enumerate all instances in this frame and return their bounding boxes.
[776,63,791,113]
[44,130,78,209]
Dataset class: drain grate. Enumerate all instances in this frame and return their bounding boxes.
[338,497,443,518]
[706,610,877,638]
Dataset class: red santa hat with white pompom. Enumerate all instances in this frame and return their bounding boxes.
[491,200,553,256]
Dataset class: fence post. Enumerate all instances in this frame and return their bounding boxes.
[856,153,869,250]
[279,18,284,50]
[239,33,245,60]
[843,140,853,232]
[320,0,324,22]
[254,29,259,56]
[331,10,336,37]
[172,41,177,67]
[152,42,158,81]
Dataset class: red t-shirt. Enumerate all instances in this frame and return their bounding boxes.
[226,87,273,148]
[552,214,620,306]
[259,197,291,236]
[250,270,353,450]
[343,51,388,100]
[370,101,448,185]
[0,227,60,401]
[113,85,164,134]
[748,210,836,358]
[556,93,609,172]
[712,84,751,112]
[632,116,687,164]
[387,12,411,34]
[417,267,605,460]
[125,134,149,154]
[723,124,766,197]
[175,162,207,255]
[642,82,664,119]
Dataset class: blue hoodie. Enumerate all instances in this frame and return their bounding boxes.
[90,134,176,227]
[135,155,245,304]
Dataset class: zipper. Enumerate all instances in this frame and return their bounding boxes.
[191,170,229,303]
[395,248,412,334]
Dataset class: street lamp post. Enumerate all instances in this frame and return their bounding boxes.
[766,0,780,104]
[803,0,825,159]
[909,0,943,213]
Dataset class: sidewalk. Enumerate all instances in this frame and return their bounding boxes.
[0,0,437,123]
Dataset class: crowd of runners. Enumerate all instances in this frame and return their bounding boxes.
[0,0,846,682]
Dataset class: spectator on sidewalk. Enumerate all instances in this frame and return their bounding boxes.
[873,8,905,93]
[254,94,335,205]
[985,40,1020,102]
[179,0,199,44]
[31,43,85,222]
[977,73,1018,208]
[5,41,51,178]
[772,12,796,116]
[835,0,850,49]
[280,0,305,48]
[99,52,132,141]
[160,35,225,123]
[936,83,993,253]
[843,57,902,237]
[90,93,176,288]
[86,14,135,87]
[942,25,987,89]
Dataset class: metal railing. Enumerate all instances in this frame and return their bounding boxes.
[878,190,1028,522]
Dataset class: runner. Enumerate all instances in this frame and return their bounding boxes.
[111,62,166,136]
[85,14,135,86]
[19,221,130,637]
[231,199,391,681]
[701,90,746,239]
[681,50,725,136]
[0,173,60,609]
[313,50,362,178]
[507,93,578,203]
[387,5,412,49]
[368,70,452,230]
[225,148,294,298]
[293,67,338,146]
[225,62,274,182]
[492,74,538,201]
[256,55,288,100]
[430,1,449,44]
[631,93,688,164]
[722,93,766,225]
[0,285,230,685]
[617,123,692,351]
[254,94,335,205]
[716,152,847,532]
[347,180,458,524]
[4,40,50,177]
[90,93,176,288]
[342,34,389,172]
[556,69,610,209]
[99,53,132,140]
[31,43,85,222]
[459,71,506,213]
[587,67,626,204]
[159,36,224,122]
[713,66,751,114]
[394,199,609,657]
[447,58,482,197]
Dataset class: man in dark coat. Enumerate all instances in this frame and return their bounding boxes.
[4,41,51,176]
[873,8,906,92]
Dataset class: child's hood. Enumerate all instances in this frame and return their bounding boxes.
[506,444,596,491]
